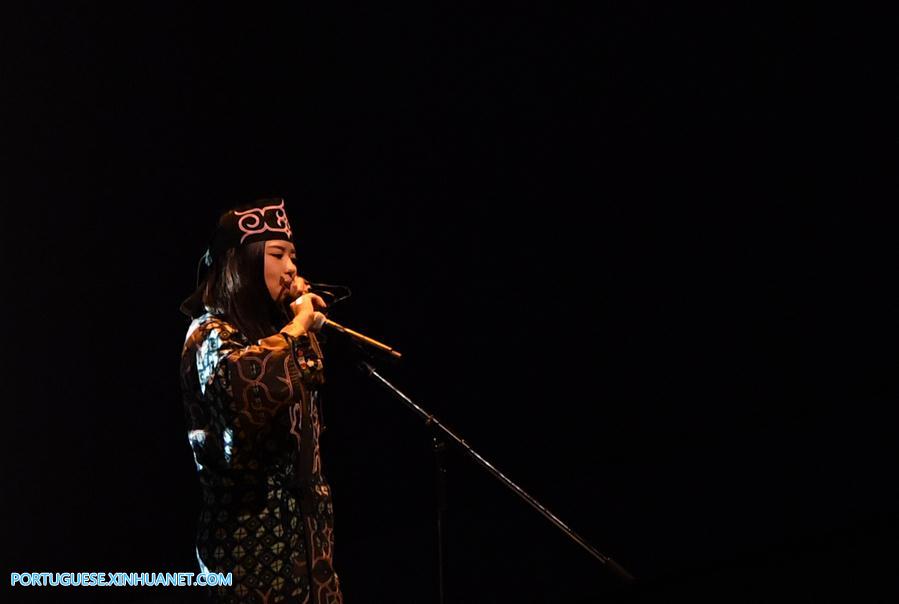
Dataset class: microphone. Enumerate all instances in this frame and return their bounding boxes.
[290,286,402,359]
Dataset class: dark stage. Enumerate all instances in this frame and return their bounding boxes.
[1,4,894,603]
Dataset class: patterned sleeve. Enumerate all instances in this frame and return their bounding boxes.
[187,318,324,469]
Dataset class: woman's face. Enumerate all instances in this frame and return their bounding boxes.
[263,240,298,302]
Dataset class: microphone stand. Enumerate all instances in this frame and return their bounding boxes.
[433,433,448,604]
[355,359,636,601]
[324,318,402,359]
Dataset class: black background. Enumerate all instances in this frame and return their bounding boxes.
[1,4,894,603]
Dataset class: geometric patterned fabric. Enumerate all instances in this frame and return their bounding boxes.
[181,312,343,603]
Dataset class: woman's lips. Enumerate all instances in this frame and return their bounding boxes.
[278,278,293,299]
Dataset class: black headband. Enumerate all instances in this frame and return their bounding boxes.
[181,197,296,318]
[206,197,295,263]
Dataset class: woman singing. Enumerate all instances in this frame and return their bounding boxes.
[179,198,343,603]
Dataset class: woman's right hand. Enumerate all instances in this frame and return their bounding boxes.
[288,291,328,333]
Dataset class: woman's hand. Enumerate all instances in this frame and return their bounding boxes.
[287,276,327,333]
[286,275,312,299]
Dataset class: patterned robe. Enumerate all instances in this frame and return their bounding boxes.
[180,312,343,603]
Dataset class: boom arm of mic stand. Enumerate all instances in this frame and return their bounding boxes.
[323,318,402,359]
[356,361,636,585]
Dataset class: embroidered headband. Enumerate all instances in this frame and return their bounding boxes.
[205,197,295,263]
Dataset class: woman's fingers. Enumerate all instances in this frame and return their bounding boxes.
[288,293,327,323]
[290,293,326,308]
[288,276,310,299]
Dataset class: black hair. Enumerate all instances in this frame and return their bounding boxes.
[183,241,292,341]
